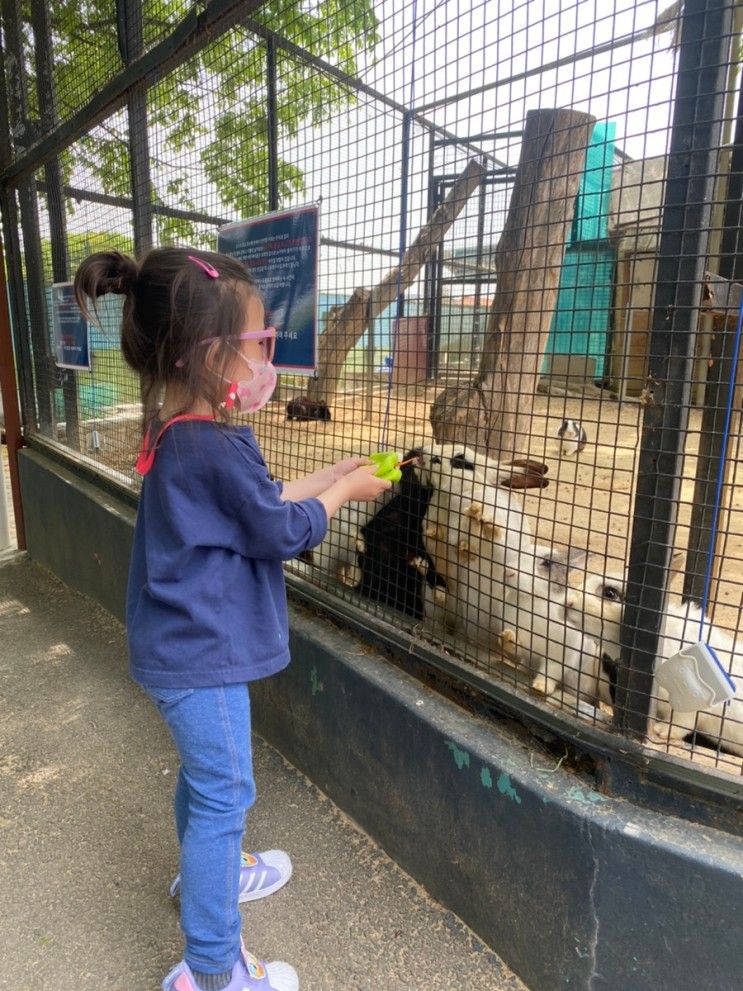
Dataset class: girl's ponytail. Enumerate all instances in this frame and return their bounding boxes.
[74,250,138,317]
[74,250,155,378]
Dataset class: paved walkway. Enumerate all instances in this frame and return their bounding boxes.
[0,554,526,991]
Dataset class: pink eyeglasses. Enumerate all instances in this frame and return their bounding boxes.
[224,327,277,363]
[177,327,277,368]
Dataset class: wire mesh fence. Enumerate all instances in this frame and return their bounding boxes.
[2,0,743,785]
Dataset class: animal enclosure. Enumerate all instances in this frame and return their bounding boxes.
[2,0,743,789]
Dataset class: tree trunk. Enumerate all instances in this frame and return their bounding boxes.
[306,156,488,403]
[430,108,596,459]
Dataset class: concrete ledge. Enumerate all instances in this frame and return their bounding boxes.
[19,448,743,991]
[18,447,135,622]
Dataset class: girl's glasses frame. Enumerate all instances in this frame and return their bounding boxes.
[231,328,276,364]
[176,328,277,368]
[203,327,277,363]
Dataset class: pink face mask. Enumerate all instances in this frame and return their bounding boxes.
[185,327,277,413]
[222,352,277,413]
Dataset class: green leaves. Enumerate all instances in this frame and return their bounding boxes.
[28,0,379,231]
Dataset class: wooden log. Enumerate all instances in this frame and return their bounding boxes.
[306,156,488,403]
[430,108,596,459]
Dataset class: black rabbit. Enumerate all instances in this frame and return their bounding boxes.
[286,397,332,421]
[356,448,446,619]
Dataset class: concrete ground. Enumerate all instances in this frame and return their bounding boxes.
[0,553,526,991]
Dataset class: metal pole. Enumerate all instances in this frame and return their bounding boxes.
[0,27,26,547]
[0,441,8,551]
[1,0,55,435]
[31,0,80,451]
[117,0,155,419]
[0,190,34,429]
[614,0,734,738]
[0,232,25,549]
[424,129,437,379]
[266,38,279,213]
[38,182,399,257]
[0,25,33,430]
[118,0,153,255]
[684,31,743,602]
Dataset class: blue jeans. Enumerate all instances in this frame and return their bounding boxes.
[145,683,256,975]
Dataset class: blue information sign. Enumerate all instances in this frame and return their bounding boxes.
[217,204,319,374]
[52,282,90,370]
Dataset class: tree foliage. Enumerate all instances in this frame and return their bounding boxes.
[23,1,379,242]
[40,230,134,275]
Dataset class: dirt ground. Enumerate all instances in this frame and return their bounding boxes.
[83,379,743,778]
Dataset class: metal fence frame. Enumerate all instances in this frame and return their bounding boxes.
[1,0,742,809]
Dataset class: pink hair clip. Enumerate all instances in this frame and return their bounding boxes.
[187,254,219,279]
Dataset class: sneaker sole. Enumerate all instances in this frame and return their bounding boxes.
[239,861,293,903]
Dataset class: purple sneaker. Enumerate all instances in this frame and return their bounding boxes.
[162,939,299,991]
[170,850,293,904]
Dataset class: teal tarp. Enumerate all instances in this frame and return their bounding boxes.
[571,121,616,243]
[543,244,615,378]
[543,122,616,379]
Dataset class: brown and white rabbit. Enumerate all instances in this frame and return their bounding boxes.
[564,565,743,756]
[416,443,547,643]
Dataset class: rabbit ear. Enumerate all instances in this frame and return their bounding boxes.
[508,458,549,476]
[496,457,549,489]
[566,547,587,570]
[543,549,570,586]
[540,546,587,586]
[500,472,549,490]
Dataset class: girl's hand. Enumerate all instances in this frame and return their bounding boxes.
[317,464,391,519]
[328,457,368,483]
[339,464,392,502]
[281,458,371,502]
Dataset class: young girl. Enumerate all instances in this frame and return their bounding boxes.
[74,247,391,991]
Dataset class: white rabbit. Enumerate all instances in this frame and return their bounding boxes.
[297,497,384,587]
[565,565,743,756]
[501,545,608,708]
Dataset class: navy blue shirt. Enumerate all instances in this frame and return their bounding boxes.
[126,420,327,688]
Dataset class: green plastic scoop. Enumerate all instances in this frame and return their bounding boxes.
[369,451,403,482]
